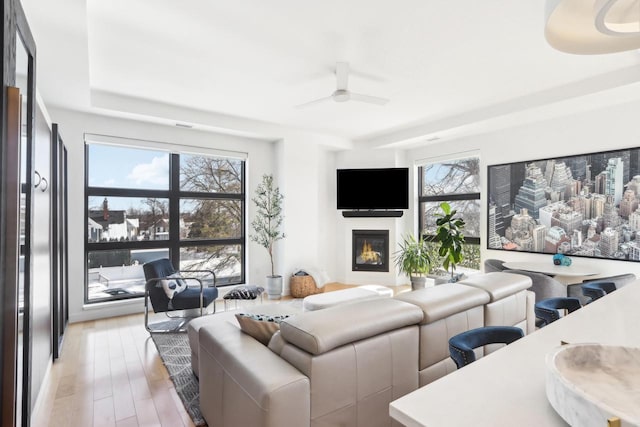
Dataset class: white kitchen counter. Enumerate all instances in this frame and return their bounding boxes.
[389,280,640,427]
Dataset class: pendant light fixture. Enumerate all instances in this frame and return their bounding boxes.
[545,0,640,54]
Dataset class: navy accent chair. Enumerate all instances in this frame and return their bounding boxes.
[143,258,218,333]
[534,297,581,327]
[581,281,616,304]
[448,326,524,369]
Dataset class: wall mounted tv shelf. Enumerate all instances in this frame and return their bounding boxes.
[342,210,404,218]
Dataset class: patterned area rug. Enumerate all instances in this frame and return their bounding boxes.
[150,331,206,426]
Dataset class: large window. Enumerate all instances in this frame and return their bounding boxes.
[85,142,245,303]
[418,156,481,270]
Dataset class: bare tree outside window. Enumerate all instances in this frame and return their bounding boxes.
[86,144,245,303]
[419,157,481,270]
[422,159,480,197]
[179,156,244,279]
[180,156,242,193]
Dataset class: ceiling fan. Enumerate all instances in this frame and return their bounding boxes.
[296,62,389,108]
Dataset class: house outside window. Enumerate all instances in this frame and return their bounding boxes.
[85,141,245,303]
[418,156,481,271]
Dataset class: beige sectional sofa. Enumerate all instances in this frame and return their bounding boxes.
[189,272,534,427]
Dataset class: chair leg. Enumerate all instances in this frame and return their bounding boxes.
[145,291,152,333]
[145,293,190,334]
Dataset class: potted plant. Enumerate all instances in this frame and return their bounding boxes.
[394,234,431,290]
[435,202,466,281]
[250,174,285,299]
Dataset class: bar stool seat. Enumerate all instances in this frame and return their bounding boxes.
[581,281,616,304]
[534,297,581,327]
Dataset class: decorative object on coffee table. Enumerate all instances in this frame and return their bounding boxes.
[250,174,285,299]
[394,233,431,290]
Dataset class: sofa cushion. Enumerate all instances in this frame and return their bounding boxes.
[395,283,489,324]
[458,272,532,302]
[279,298,423,355]
[236,313,290,345]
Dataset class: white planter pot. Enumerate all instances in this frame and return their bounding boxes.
[266,275,283,300]
[410,276,427,290]
[428,274,450,285]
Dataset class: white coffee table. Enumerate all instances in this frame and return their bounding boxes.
[302,285,392,311]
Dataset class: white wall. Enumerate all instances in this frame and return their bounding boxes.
[52,94,640,322]
[50,107,274,322]
[332,148,410,285]
[271,139,338,293]
[51,106,344,320]
[404,98,640,280]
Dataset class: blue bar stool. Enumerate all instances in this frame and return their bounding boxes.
[449,326,524,369]
[581,281,616,304]
[534,297,581,327]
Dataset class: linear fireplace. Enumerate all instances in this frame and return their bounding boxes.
[352,230,389,272]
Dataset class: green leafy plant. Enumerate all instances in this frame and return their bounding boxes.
[394,234,431,279]
[250,174,285,277]
[435,202,466,280]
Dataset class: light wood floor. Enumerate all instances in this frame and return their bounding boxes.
[32,283,411,427]
[32,313,196,427]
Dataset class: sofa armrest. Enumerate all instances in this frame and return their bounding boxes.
[199,321,310,427]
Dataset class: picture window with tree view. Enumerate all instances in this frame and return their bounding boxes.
[419,156,481,271]
[85,142,245,303]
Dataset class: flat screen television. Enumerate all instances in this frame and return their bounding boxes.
[337,168,409,210]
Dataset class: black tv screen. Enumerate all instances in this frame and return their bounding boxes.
[337,168,409,210]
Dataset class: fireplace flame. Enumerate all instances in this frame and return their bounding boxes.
[360,240,381,263]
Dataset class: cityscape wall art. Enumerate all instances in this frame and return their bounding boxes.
[487,147,640,262]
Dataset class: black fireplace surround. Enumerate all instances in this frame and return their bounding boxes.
[352,230,389,272]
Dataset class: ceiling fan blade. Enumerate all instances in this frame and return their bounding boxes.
[336,62,349,90]
[349,92,389,106]
[295,96,333,109]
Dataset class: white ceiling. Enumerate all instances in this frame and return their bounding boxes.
[20,0,640,147]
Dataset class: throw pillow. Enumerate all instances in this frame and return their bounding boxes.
[235,313,290,345]
[223,285,264,300]
[161,272,187,299]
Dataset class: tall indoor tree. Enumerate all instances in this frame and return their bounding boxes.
[250,174,285,298]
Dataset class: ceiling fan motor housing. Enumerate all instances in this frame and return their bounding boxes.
[332,89,350,102]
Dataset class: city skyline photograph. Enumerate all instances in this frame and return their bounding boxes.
[488,147,640,262]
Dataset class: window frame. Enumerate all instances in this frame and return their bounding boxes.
[418,157,481,246]
[84,143,246,304]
